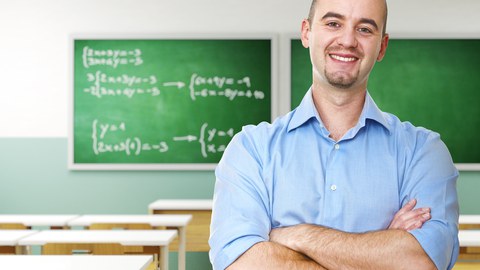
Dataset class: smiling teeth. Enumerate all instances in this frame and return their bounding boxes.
[331,54,356,62]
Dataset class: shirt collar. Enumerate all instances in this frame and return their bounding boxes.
[287,87,392,134]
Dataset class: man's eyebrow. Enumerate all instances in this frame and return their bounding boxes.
[359,18,379,31]
[321,11,379,31]
[321,12,345,21]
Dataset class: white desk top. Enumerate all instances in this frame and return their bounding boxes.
[18,230,177,246]
[459,230,480,247]
[148,199,213,210]
[0,255,153,270]
[0,215,79,226]
[68,214,192,227]
[459,215,480,224]
[0,230,38,245]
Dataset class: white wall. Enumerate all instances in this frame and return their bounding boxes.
[1,0,479,137]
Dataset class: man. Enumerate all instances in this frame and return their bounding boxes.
[209,0,459,269]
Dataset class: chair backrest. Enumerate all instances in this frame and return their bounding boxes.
[0,246,16,254]
[42,242,160,268]
[42,243,124,255]
[0,223,28,229]
[459,224,480,230]
[89,223,153,230]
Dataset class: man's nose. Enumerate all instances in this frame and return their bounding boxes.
[336,28,358,48]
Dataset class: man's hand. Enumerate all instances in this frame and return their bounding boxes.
[388,199,431,231]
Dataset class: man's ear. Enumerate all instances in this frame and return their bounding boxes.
[377,33,389,61]
[301,19,311,49]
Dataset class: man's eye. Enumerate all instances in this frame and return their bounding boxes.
[326,22,340,28]
[358,27,372,33]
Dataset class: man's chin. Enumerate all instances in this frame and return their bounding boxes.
[327,77,356,89]
[324,70,360,89]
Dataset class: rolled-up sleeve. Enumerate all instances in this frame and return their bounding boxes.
[209,128,271,270]
[402,131,459,270]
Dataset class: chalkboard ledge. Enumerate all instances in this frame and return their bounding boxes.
[456,164,480,171]
[68,163,217,171]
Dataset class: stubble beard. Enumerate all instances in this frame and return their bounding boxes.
[325,69,359,89]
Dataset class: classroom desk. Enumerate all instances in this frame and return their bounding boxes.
[67,214,192,270]
[457,214,480,268]
[0,255,154,270]
[459,230,480,260]
[0,215,79,229]
[148,199,212,252]
[453,262,480,270]
[0,230,38,254]
[17,230,177,270]
[459,215,480,230]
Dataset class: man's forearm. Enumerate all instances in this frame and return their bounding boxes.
[270,224,436,270]
[226,241,326,270]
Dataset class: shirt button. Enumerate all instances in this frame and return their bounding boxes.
[334,144,340,150]
[330,184,337,191]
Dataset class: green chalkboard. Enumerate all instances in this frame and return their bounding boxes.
[290,39,480,166]
[71,37,273,170]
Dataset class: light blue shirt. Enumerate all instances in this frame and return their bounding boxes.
[209,89,459,270]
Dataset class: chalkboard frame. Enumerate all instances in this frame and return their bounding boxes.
[284,32,480,171]
[68,34,278,170]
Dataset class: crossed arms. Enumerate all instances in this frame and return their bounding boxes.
[227,199,436,270]
[210,127,459,270]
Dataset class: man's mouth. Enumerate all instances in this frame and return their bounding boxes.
[329,54,358,62]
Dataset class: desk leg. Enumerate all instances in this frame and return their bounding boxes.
[178,227,186,270]
[160,246,169,270]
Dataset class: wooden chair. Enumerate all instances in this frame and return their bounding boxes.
[459,246,480,260]
[453,262,480,270]
[0,224,29,255]
[0,223,28,230]
[43,243,159,269]
[42,243,124,255]
[0,246,24,254]
[87,223,167,268]
[88,223,153,230]
[88,223,171,237]
[0,223,64,230]
[153,209,211,251]
[460,224,480,230]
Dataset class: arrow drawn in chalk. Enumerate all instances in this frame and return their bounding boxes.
[163,82,186,89]
[173,135,198,142]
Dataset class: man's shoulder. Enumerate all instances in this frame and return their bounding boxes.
[239,110,295,141]
[380,111,456,176]
[383,111,442,149]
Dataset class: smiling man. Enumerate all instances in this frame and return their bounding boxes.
[209,0,459,269]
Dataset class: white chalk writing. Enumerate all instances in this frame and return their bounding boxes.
[83,71,160,98]
[83,71,265,101]
[87,71,157,86]
[82,46,143,69]
[92,120,234,158]
[188,73,264,101]
[175,123,234,158]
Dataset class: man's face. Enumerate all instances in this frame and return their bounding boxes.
[302,0,389,90]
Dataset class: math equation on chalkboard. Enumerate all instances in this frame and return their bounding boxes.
[70,36,276,170]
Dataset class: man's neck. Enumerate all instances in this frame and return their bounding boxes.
[312,84,366,141]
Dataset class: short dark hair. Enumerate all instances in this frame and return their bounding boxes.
[307,0,388,36]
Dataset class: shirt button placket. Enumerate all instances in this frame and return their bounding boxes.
[332,144,340,191]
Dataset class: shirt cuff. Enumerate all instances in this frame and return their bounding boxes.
[211,236,265,270]
[409,221,458,270]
